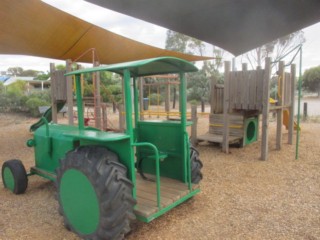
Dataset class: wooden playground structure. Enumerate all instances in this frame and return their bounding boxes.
[195,58,296,160]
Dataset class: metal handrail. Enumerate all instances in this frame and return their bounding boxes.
[132,142,162,209]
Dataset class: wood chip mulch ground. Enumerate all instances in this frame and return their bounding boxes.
[0,113,319,240]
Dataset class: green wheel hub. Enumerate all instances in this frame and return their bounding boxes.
[60,169,100,235]
[3,167,15,191]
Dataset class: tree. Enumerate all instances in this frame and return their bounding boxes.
[242,31,305,69]
[165,30,224,108]
[7,67,23,76]
[302,66,320,97]
[20,69,40,77]
[165,30,206,56]
[35,71,50,80]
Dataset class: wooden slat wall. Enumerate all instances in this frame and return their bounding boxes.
[212,69,266,113]
[52,70,67,101]
[209,113,244,138]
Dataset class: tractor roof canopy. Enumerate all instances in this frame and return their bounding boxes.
[65,57,198,77]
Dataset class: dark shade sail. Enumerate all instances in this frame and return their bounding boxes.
[85,0,320,56]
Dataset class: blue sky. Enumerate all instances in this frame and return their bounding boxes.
[0,0,319,73]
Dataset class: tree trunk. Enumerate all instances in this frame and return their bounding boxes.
[201,99,205,112]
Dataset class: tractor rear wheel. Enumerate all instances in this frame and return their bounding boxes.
[190,145,203,184]
[1,159,28,194]
[56,146,136,240]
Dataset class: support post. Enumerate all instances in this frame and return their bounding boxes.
[139,78,144,120]
[50,63,58,123]
[276,61,285,150]
[165,82,170,119]
[93,61,101,129]
[66,59,74,125]
[101,103,107,130]
[191,105,198,146]
[119,104,125,132]
[261,58,271,160]
[288,64,296,144]
[210,76,217,114]
[222,61,231,153]
[303,102,308,121]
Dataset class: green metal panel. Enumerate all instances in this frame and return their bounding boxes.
[60,169,100,235]
[65,57,198,77]
[33,124,133,180]
[136,120,189,182]
[33,124,78,174]
[3,167,15,191]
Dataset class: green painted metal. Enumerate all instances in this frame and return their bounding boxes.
[3,167,15,191]
[133,77,139,128]
[136,121,188,181]
[179,72,189,184]
[133,142,161,209]
[65,57,198,77]
[60,169,100,235]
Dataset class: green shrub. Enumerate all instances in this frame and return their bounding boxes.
[26,97,49,117]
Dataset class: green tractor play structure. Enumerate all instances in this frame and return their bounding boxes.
[1,57,203,240]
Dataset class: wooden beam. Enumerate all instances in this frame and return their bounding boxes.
[139,78,144,120]
[210,76,217,114]
[276,61,285,150]
[288,64,296,144]
[66,59,74,125]
[165,81,170,119]
[93,61,101,129]
[191,105,198,146]
[50,63,58,123]
[261,58,271,160]
[222,61,231,153]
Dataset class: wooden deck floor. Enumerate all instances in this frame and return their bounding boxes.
[134,175,197,218]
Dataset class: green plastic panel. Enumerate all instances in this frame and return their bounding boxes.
[244,117,258,145]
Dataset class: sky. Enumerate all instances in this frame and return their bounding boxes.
[0,0,320,74]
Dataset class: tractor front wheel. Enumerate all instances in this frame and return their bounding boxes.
[56,146,136,240]
[1,159,28,194]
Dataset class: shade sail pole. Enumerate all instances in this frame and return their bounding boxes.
[295,46,303,160]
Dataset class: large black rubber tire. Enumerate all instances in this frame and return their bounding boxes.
[56,146,136,240]
[1,159,28,194]
[190,145,203,184]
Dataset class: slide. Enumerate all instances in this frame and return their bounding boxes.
[283,109,300,131]
[29,102,66,132]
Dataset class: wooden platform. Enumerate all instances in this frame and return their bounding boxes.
[134,174,198,218]
[197,132,241,144]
